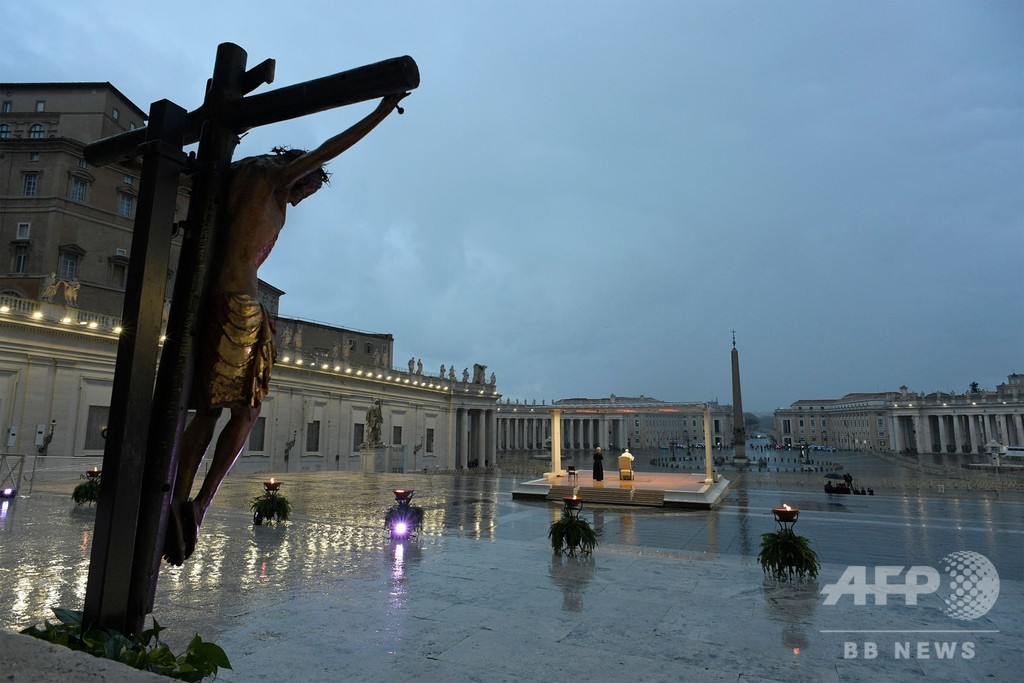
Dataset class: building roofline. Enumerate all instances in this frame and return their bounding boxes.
[0,81,148,120]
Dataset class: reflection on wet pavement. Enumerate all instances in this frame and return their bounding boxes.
[1,467,1021,681]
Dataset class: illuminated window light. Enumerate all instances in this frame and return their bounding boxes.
[376,374,383,379]
[32,311,44,319]
[159,335,166,342]
[88,321,98,329]
[0,305,9,313]
[334,365,341,371]
[345,368,352,374]
[404,379,410,384]
[61,317,72,324]
[356,369,363,375]
[113,326,122,334]
[321,363,329,370]
[295,359,304,365]
[282,356,290,363]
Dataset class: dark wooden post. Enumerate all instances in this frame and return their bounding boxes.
[82,99,187,634]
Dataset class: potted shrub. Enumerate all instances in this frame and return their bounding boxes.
[548,497,597,557]
[758,528,820,580]
[72,475,101,506]
[250,491,291,525]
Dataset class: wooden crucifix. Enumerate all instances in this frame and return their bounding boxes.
[81,42,418,636]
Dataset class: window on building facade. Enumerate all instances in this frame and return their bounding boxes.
[783,419,792,435]
[29,152,40,161]
[122,174,134,185]
[426,428,434,453]
[118,193,134,218]
[306,420,321,452]
[35,100,45,112]
[23,173,38,196]
[1,101,11,113]
[112,107,120,122]
[28,124,44,138]
[365,342,373,354]
[14,245,28,274]
[16,222,30,239]
[392,426,402,445]
[70,177,87,202]
[248,416,266,452]
[85,406,109,450]
[77,158,87,168]
[59,251,80,279]
[0,124,10,138]
[110,263,127,288]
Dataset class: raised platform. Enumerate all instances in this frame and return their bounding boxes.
[511,470,730,509]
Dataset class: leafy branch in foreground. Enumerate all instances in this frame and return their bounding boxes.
[20,607,230,682]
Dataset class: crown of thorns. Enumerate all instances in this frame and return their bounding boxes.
[272,146,331,184]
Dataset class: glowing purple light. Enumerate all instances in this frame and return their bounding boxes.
[0,487,14,498]
[393,521,408,537]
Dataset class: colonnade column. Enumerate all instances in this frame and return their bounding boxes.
[966,417,983,454]
[547,408,564,477]
[458,408,469,468]
[953,415,964,453]
[1013,414,1024,447]
[485,409,496,468]
[472,410,485,467]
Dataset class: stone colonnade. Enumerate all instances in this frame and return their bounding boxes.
[454,406,496,467]
[495,412,627,451]
[892,411,1024,454]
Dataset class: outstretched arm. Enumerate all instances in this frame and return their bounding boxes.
[283,93,408,186]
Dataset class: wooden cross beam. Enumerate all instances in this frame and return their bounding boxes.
[82,42,418,636]
[85,52,419,165]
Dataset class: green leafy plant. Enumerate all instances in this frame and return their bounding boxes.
[250,491,291,525]
[758,529,821,580]
[72,477,101,505]
[20,607,230,681]
[548,511,598,557]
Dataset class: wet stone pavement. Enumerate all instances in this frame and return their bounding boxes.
[1,467,1021,682]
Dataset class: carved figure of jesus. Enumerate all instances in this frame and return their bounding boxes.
[163,93,407,565]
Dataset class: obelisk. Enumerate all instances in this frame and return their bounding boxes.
[731,331,749,464]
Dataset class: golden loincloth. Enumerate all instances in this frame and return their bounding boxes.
[198,293,276,408]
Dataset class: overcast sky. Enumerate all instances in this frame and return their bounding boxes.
[5,1,1021,412]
